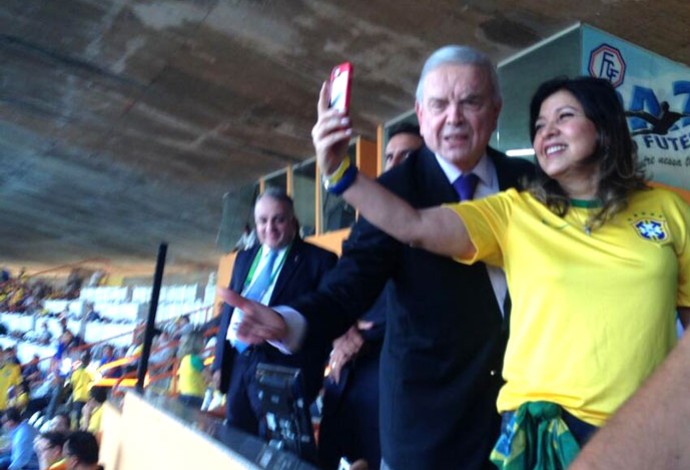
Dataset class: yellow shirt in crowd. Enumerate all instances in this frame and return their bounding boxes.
[70,367,94,402]
[0,363,22,410]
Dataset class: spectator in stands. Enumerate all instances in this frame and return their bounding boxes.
[0,407,39,470]
[176,331,206,409]
[45,344,75,421]
[0,268,9,283]
[23,373,53,419]
[64,271,82,300]
[8,382,29,414]
[148,330,175,373]
[33,431,67,470]
[0,349,23,411]
[79,387,106,436]
[54,332,82,362]
[67,352,93,428]
[38,324,53,346]
[123,330,143,374]
[7,347,20,366]
[171,315,193,340]
[20,289,39,316]
[57,311,70,328]
[7,285,25,313]
[22,355,43,388]
[82,305,99,323]
[62,431,101,470]
[96,345,120,379]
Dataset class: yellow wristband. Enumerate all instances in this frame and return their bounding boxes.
[324,158,351,186]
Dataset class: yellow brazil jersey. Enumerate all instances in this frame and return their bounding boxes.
[449,188,690,426]
[177,354,206,398]
[0,363,22,410]
[86,404,103,434]
[70,367,94,402]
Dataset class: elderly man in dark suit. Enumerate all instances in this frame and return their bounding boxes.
[211,187,337,437]
[222,45,534,469]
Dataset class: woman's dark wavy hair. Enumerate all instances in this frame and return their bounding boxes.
[527,76,648,229]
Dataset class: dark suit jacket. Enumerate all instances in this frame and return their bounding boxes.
[212,237,338,403]
[290,147,534,470]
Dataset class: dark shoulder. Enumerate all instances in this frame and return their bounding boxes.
[488,147,535,174]
[295,238,338,263]
[377,146,435,194]
[235,245,259,263]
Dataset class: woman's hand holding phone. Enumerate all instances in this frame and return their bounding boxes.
[312,63,353,176]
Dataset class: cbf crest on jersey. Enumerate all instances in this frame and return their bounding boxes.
[629,212,670,242]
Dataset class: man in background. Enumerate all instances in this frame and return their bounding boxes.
[212,188,337,438]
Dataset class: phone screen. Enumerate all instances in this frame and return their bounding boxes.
[329,63,352,113]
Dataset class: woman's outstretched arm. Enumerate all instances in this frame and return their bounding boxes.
[313,82,474,259]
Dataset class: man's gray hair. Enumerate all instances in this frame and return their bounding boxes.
[415,45,501,105]
[256,186,295,212]
[255,186,297,222]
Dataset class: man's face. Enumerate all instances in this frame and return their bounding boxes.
[254,196,297,250]
[416,64,501,171]
[384,132,423,171]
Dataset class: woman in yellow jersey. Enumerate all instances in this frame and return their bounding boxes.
[309,76,690,469]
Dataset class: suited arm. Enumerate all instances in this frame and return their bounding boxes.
[287,192,412,348]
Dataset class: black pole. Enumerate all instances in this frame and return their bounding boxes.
[136,243,167,394]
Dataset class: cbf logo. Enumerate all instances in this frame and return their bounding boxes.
[629,213,669,242]
[589,44,626,88]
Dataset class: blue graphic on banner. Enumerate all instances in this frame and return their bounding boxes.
[582,26,690,191]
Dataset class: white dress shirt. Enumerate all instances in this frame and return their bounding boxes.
[434,152,508,316]
[227,244,289,346]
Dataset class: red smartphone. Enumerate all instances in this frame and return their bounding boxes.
[328,62,353,114]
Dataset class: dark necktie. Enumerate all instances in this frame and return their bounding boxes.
[452,173,479,201]
[235,249,279,352]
